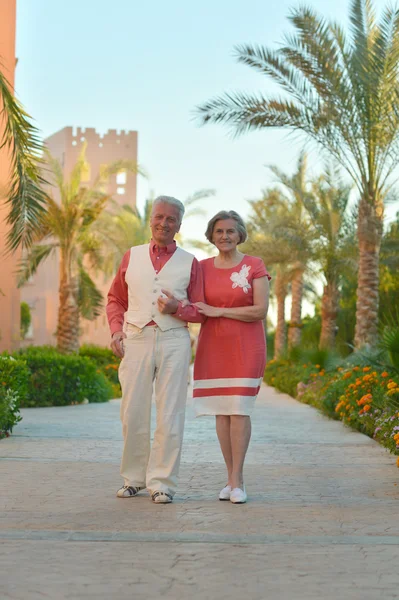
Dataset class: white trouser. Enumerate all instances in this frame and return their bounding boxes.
[118,323,191,496]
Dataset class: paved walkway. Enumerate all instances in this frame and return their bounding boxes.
[1,382,399,600]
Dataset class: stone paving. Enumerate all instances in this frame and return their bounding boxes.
[1,381,399,600]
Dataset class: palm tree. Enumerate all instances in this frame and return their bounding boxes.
[18,147,143,353]
[268,152,311,349]
[243,189,296,358]
[196,0,399,348]
[0,68,48,252]
[306,167,356,349]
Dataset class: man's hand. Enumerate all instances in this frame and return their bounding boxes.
[158,289,179,314]
[111,330,126,358]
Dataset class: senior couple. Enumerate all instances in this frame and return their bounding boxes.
[106,196,270,505]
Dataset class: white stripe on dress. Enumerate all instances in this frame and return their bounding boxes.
[193,377,262,390]
[193,395,258,416]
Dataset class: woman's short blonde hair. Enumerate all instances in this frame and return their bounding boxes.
[205,210,247,244]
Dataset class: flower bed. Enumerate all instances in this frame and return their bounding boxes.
[265,359,399,466]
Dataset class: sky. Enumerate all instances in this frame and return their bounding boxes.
[14,0,395,318]
[15,0,358,234]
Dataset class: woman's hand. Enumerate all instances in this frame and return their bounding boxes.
[194,302,223,318]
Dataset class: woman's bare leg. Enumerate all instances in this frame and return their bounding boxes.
[230,415,251,489]
[216,415,233,485]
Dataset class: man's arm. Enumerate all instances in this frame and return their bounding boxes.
[157,258,205,323]
[106,250,130,356]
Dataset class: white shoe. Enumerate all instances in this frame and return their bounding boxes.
[230,486,247,504]
[219,485,232,501]
[151,491,173,504]
[116,485,143,498]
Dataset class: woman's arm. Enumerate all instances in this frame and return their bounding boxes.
[195,277,270,322]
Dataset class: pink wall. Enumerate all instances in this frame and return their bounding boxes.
[0,0,19,352]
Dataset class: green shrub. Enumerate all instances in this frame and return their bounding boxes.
[0,355,29,437]
[0,355,30,399]
[0,389,22,438]
[13,346,114,407]
[79,344,121,398]
[265,358,320,397]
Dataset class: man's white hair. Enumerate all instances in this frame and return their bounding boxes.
[152,195,185,224]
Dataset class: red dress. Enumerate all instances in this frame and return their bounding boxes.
[193,255,271,416]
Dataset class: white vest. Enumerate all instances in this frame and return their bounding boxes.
[124,244,194,331]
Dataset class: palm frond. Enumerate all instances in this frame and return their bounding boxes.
[17,243,57,286]
[78,266,103,320]
[0,68,49,253]
[196,0,399,203]
[184,188,216,207]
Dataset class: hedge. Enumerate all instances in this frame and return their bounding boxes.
[12,346,114,407]
[0,355,29,438]
[79,344,121,398]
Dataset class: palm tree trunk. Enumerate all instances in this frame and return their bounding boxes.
[57,254,80,353]
[354,195,383,349]
[288,267,303,349]
[319,280,339,350]
[274,270,287,359]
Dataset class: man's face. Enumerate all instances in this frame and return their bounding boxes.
[150,202,181,246]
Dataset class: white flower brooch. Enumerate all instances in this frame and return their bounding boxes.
[230,264,252,293]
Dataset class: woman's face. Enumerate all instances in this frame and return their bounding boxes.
[212,218,241,252]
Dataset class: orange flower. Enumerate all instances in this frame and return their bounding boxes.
[342,372,352,380]
[381,372,389,378]
[363,404,371,412]
[353,366,360,371]
[387,381,398,390]
[363,367,371,372]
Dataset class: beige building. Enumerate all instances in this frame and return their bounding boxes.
[21,126,138,348]
[0,0,20,353]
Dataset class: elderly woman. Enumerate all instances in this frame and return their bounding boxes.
[193,210,271,504]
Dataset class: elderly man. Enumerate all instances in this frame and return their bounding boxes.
[106,196,203,504]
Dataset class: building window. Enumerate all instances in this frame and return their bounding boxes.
[117,187,125,195]
[116,171,127,185]
[72,140,77,146]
